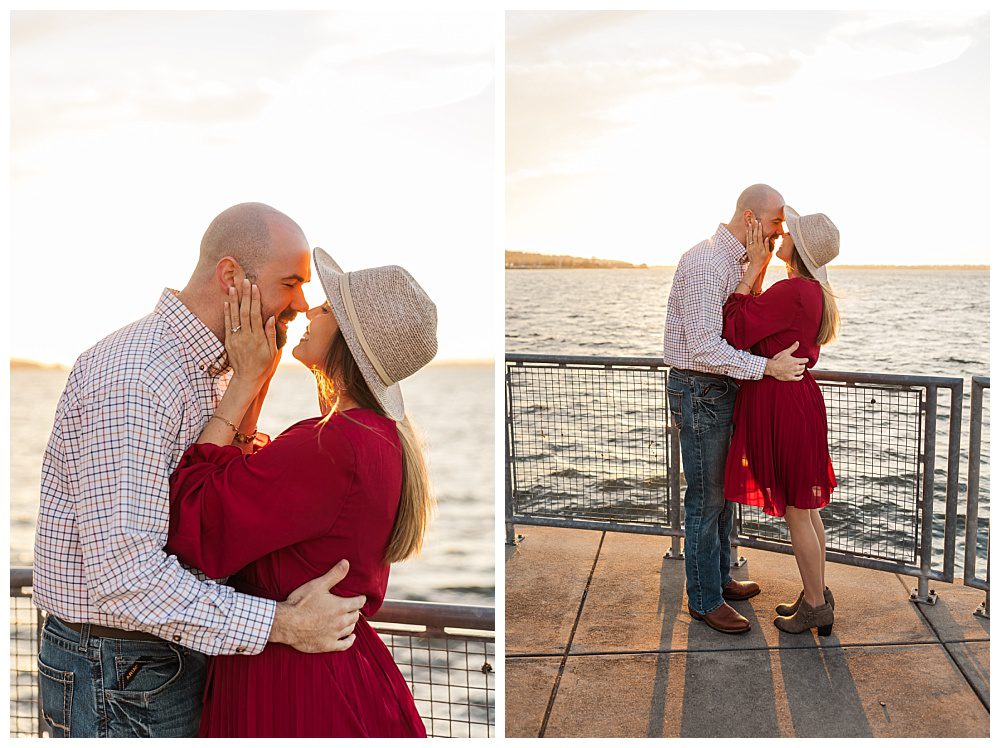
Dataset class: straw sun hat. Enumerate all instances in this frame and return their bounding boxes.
[312,247,438,421]
[783,207,839,284]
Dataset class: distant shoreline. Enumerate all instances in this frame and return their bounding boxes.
[506,250,646,269]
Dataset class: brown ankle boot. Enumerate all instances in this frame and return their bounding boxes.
[773,599,834,636]
[775,586,834,616]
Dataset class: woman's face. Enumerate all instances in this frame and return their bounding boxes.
[775,233,796,275]
[291,302,340,369]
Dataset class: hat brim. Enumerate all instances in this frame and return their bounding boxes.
[312,247,407,421]
[783,207,828,284]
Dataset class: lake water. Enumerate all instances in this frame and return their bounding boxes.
[506,267,989,576]
[10,362,494,606]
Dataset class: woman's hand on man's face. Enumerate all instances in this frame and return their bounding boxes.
[224,278,278,388]
[746,218,772,271]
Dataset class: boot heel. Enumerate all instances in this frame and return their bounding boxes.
[817,623,833,637]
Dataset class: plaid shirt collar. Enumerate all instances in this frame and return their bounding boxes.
[154,289,230,377]
[715,223,749,265]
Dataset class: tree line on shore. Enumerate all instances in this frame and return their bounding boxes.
[506,250,646,269]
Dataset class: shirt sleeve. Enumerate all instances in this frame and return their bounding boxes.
[723,279,802,351]
[678,256,768,380]
[166,419,356,579]
[73,379,276,657]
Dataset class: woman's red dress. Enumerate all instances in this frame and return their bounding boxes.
[165,409,426,738]
[722,277,837,517]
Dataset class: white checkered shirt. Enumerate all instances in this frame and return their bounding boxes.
[662,224,768,380]
[33,289,275,656]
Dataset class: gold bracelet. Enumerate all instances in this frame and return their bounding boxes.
[234,430,258,445]
[210,415,256,444]
[211,414,239,433]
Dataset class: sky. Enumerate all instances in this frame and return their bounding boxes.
[506,10,990,266]
[10,11,494,366]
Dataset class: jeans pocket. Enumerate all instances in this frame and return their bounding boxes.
[693,378,731,402]
[38,658,74,737]
[667,388,684,428]
[107,648,184,701]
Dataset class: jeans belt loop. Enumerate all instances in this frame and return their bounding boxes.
[78,622,92,654]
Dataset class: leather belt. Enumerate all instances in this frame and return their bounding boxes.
[672,368,734,383]
[53,617,167,643]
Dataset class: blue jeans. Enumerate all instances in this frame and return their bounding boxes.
[667,369,738,615]
[37,615,207,738]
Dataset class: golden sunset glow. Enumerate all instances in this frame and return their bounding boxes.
[11,11,494,366]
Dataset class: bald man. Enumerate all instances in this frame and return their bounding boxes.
[34,203,364,737]
[663,184,808,635]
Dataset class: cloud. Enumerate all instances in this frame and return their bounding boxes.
[507,44,801,178]
[506,10,651,63]
[10,10,493,155]
[506,10,986,181]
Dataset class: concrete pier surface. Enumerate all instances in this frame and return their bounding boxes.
[506,526,990,738]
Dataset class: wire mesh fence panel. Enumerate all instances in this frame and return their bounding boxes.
[737,382,924,564]
[508,363,671,526]
[10,596,41,738]
[377,628,494,738]
[10,589,494,739]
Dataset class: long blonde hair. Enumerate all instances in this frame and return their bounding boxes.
[791,250,840,346]
[313,330,434,564]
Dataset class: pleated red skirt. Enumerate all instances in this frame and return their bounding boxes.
[197,617,426,738]
[724,370,837,517]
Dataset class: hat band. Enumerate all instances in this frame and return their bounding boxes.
[338,273,394,387]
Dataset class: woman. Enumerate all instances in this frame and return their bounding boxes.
[722,209,840,636]
[164,248,436,737]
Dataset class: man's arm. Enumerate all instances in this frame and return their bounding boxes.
[73,379,360,655]
[73,378,275,655]
[677,258,768,380]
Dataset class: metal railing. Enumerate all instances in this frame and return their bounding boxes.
[963,376,990,617]
[10,568,494,738]
[506,354,985,605]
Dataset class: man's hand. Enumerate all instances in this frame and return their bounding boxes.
[269,560,366,653]
[765,341,808,381]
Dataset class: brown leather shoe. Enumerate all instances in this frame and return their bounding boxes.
[722,579,761,601]
[688,602,751,634]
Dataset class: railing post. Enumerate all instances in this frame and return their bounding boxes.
[976,542,990,618]
[665,369,682,560]
[505,363,518,546]
[730,519,746,568]
[912,385,938,605]
[36,607,45,737]
[941,380,963,582]
[966,376,989,618]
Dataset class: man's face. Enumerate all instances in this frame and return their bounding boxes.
[244,223,311,348]
[749,202,785,250]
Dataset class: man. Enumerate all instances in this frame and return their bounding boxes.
[663,184,807,634]
[34,203,364,737]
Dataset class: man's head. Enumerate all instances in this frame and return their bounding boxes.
[194,202,311,348]
[728,184,785,250]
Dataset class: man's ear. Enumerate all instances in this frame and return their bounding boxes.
[215,257,242,292]
[743,209,755,226]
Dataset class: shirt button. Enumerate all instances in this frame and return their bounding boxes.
[200,364,208,371]
[236,646,247,653]
[172,634,182,642]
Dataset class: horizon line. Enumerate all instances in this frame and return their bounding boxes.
[505,250,990,270]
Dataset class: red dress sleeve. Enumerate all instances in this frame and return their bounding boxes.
[165,418,356,579]
[722,279,802,351]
